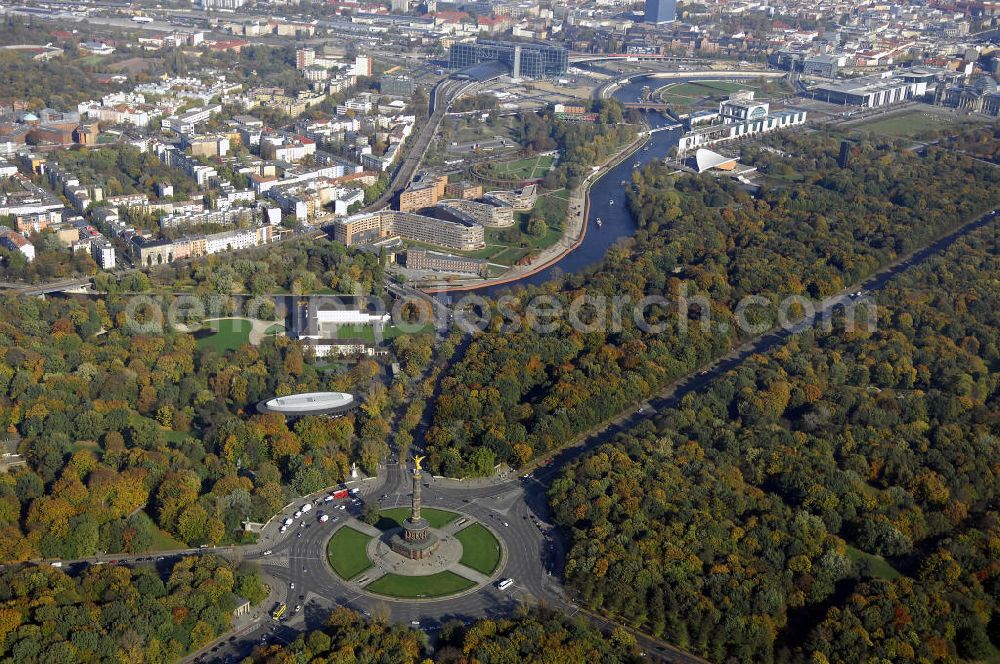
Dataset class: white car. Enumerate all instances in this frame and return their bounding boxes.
[497,578,515,590]
[279,526,287,534]
[301,503,312,513]
[293,511,302,519]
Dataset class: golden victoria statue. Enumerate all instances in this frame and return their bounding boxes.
[413,455,425,471]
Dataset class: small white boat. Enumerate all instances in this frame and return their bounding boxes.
[609,199,614,205]
[596,217,603,227]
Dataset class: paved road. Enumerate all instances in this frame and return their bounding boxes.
[360,78,474,213]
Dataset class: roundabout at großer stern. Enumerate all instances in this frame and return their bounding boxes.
[254,457,563,629]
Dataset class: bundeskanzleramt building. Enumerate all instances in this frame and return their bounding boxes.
[334,211,485,250]
[449,40,568,79]
[677,96,807,154]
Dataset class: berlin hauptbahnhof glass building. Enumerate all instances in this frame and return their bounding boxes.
[448,40,569,79]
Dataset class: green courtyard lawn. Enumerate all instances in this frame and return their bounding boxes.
[334,323,377,343]
[454,523,502,575]
[364,570,474,598]
[327,527,374,580]
[193,319,252,353]
[375,508,458,531]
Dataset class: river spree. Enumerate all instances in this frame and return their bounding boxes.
[473,76,676,296]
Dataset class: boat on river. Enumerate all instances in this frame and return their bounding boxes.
[595,217,603,228]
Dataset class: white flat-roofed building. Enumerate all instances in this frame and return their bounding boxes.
[162,104,223,135]
[257,391,357,416]
[808,75,928,108]
[90,239,116,269]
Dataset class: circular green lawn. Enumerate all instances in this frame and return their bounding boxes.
[326,526,374,580]
[454,523,502,575]
[364,570,475,598]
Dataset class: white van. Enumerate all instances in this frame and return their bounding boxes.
[497,578,514,591]
[301,503,313,513]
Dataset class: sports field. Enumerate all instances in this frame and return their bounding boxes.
[364,570,475,598]
[327,527,374,580]
[455,523,502,574]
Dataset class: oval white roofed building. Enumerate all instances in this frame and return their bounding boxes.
[256,392,358,418]
[695,148,739,174]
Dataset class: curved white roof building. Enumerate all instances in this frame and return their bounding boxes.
[256,392,357,418]
[694,149,738,173]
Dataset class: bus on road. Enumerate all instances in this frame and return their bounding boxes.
[271,602,287,620]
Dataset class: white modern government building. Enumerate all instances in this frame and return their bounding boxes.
[677,93,807,154]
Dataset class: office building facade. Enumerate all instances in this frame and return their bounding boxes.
[809,76,928,108]
[405,249,487,276]
[449,40,568,79]
[644,0,676,24]
[334,211,485,250]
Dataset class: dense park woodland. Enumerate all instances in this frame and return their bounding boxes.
[0,555,265,662]
[0,117,998,662]
[248,607,645,663]
[423,133,1000,476]
[546,197,1000,657]
[0,290,407,558]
